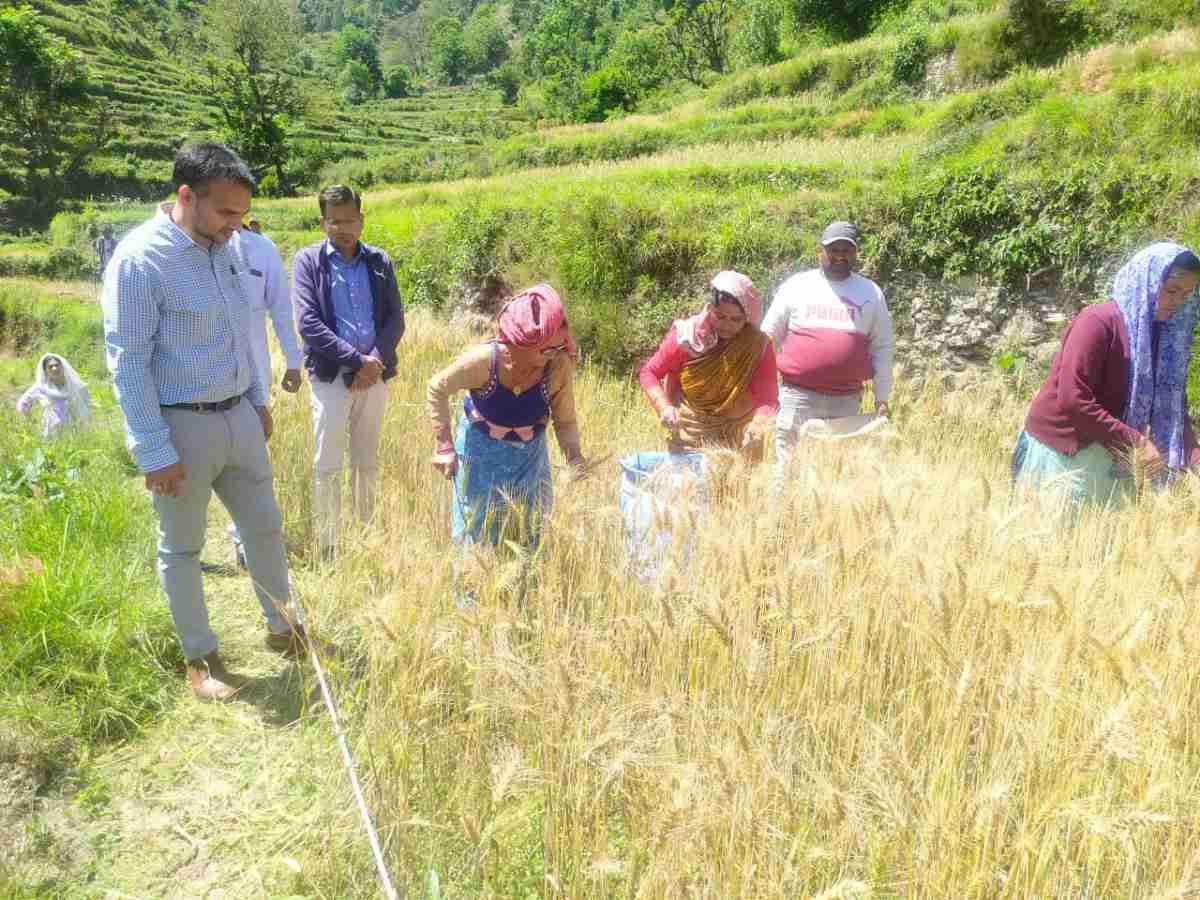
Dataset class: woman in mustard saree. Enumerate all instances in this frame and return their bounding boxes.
[639,271,779,460]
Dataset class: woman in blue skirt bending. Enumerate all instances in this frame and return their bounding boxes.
[427,284,585,549]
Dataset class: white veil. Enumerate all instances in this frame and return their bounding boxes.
[25,353,92,424]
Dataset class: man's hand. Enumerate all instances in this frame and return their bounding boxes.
[281,369,301,393]
[145,462,186,498]
[875,401,890,417]
[256,405,274,442]
[359,355,384,385]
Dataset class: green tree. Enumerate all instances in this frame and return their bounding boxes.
[785,0,886,41]
[340,59,376,103]
[0,5,113,217]
[734,0,784,67]
[333,23,382,90]
[463,5,508,75]
[201,0,305,195]
[486,60,521,103]
[383,63,415,98]
[576,66,634,121]
[661,0,738,85]
[430,16,468,84]
[606,27,670,96]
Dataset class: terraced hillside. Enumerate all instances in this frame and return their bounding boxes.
[2,0,526,204]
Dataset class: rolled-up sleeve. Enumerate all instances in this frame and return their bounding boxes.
[427,346,491,445]
[103,256,177,472]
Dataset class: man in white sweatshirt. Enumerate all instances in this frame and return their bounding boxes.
[761,221,894,474]
[227,222,303,567]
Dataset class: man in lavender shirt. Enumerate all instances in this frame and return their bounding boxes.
[292,185,405,561]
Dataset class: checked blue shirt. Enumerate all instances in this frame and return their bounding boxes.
[102,204,265,473]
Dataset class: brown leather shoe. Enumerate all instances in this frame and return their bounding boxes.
[265,625,337,661]
[186,651,239,701]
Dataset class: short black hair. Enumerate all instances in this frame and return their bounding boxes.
[319,184,361,216]
[173,143,255,195]
[1170,250,1200,275]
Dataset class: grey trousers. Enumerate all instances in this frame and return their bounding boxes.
[154,402,292,661]
[773,385,863,489]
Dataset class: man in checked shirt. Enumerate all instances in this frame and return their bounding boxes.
[103,143,321,701]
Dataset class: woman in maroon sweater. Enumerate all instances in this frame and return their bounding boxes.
[1013,242,1200,507]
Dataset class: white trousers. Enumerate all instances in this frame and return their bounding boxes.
[310,375,388,551]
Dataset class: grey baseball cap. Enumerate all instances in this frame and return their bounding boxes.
[820,221,859,247]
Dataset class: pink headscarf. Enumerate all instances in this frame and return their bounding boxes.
[675,271,763,354]
[497,283,577,356]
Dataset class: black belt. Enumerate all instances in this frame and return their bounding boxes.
[163,394,243,413]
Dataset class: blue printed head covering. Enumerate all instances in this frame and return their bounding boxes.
[1114,241,1200,472]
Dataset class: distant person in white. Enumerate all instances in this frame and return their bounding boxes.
[226,220,302,568]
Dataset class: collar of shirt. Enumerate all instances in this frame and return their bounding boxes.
[325,238,363,266]
[155,202,221,254]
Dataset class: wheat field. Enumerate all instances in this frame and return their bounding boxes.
[264,310,1200,898]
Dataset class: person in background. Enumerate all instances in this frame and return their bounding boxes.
[247,215,262,234]
[16,353,92,438]
[94,225,118,285]
[761,221,894,477]
[292,184,405,563]
[428,284,585,560]
[639,271,778,460]
[103,142,316,702]
[225,220,302,568]
[1012,242,1200,507]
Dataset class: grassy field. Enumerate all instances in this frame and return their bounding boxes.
[5,288,1200,896]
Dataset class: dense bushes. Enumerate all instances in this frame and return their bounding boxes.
[0,247,92,281]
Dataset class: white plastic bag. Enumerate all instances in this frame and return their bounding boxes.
[618,451,707,582]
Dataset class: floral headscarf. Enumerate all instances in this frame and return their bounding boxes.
[675,271,763,354]
[496,284,577,357]
[1115,241,1200,472]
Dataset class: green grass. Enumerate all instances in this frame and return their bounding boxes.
[7,25,1200,378]
[0,286,176,764]
[0,281,107,388]
[0,420,181,745]
[247,32,1200,373]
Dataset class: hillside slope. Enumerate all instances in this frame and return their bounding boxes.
[0,0,525,210]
